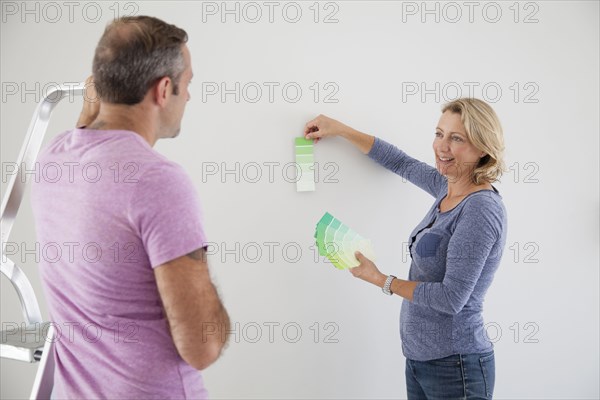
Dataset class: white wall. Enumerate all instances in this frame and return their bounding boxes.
[1,1,598,398]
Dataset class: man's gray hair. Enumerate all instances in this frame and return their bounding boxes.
[93,16,188,104]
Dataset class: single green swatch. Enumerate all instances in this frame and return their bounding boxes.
[295,137,315,192]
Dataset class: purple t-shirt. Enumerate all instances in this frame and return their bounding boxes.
[30,129,209,399]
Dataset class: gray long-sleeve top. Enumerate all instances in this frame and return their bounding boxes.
[367,137,508,361]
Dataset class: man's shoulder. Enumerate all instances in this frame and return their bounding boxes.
[39,129,74,152]
[135,158,194,194]
[38,129,192,188]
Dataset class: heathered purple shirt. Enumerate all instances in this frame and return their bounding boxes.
[31,129,209,399]
[367,137,507,361]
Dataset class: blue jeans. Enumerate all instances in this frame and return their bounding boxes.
[405,351,495,399]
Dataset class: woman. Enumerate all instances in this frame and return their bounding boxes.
[304,98,507,400]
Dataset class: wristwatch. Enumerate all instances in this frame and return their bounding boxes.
[382,275,396,296]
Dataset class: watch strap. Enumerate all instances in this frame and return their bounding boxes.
[382,275,396,296]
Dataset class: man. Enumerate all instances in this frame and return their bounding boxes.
[30,16,229,399]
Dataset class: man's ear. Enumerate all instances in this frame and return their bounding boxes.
[153,76,172,107]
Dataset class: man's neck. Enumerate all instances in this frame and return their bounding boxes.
[86,103,157,147]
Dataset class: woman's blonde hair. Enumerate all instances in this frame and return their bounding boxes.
[441,98,506,185]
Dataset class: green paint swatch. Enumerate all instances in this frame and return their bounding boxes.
[314,212,375,270]
[295,137,315,192]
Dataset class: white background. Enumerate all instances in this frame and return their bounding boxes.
[1,1,599,398]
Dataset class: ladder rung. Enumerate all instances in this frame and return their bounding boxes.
[0,322,51,363]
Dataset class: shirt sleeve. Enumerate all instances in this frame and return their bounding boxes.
[127,162,208,268]
[367,136,446,198]
[411,194,503,315]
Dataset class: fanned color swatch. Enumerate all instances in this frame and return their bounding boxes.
[295,137,315,192]
[314,212,375,270]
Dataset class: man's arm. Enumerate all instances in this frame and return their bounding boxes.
[76,75,100,128]
[154,247,230,370]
